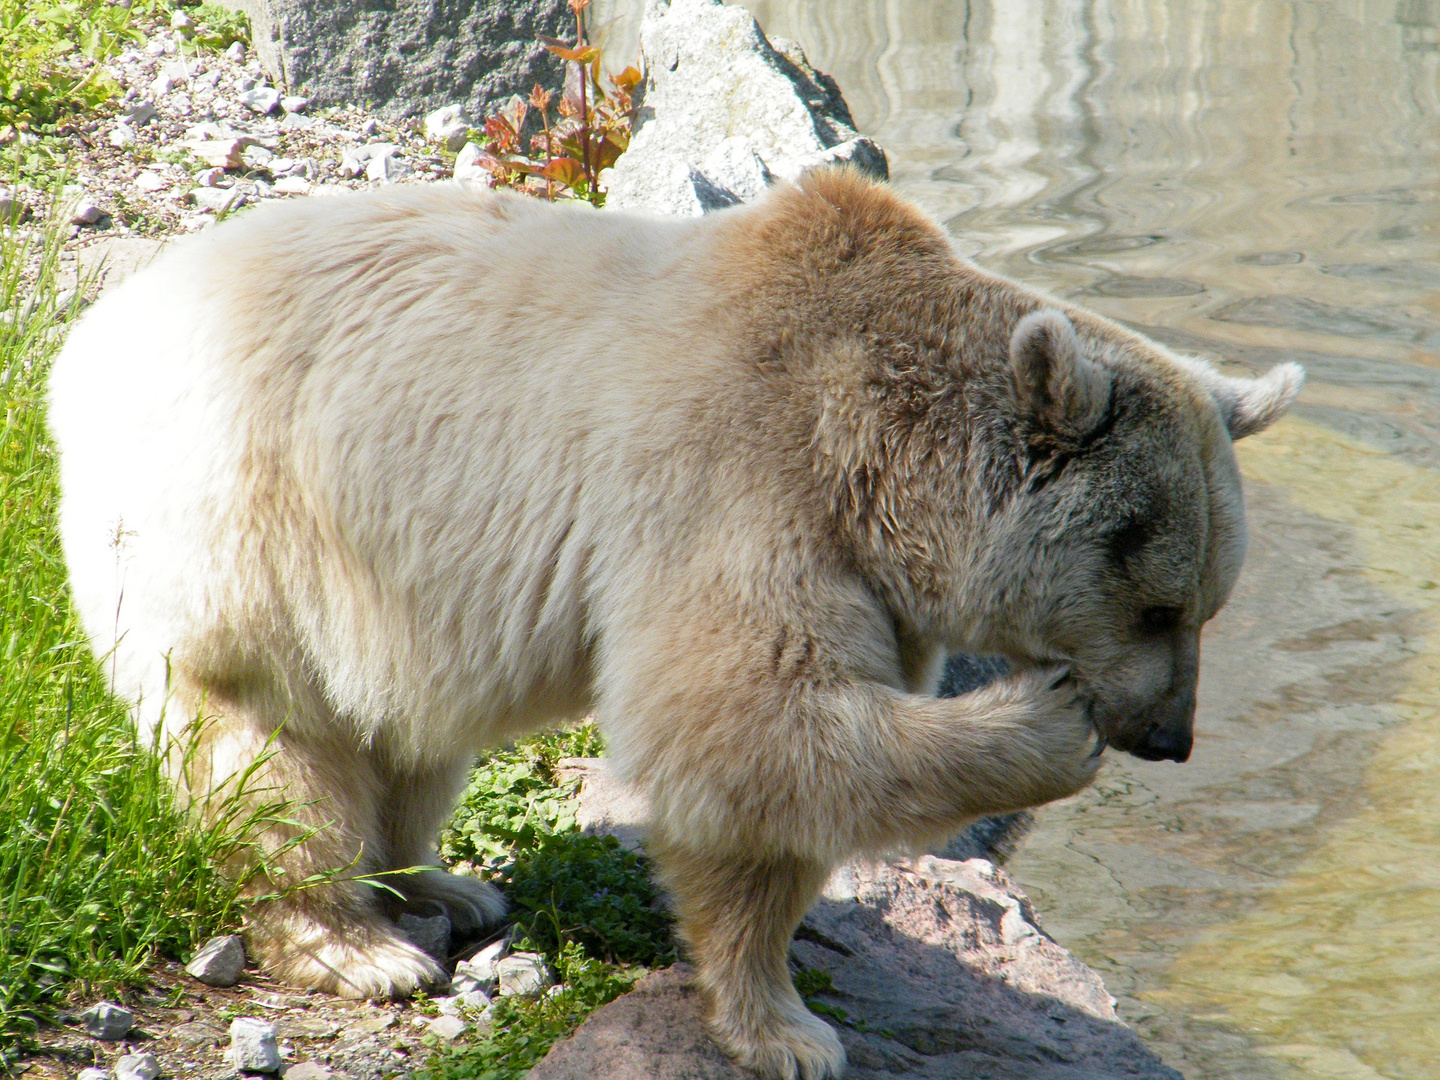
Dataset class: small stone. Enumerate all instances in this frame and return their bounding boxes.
[273,176,311,195]
[191,186,245,214]
[279,113,313,132]
[352,1012,395,1035]
[398,913,451,962]
[453,141,486,183]
[225,41,246,62]
[367,152,411,183]
[0,186,26,221]
[193,167,225,187]
[424,104,471,151]
[70,197,106,226]
[242,144,274,168]
[145,38,166,56]
[227,1017,282,1073]
[108,124,137,148]
[170,1020,226,1047]
[185,933,246,986]
[80,1001,133,1040]
[148,73,178,97]
[133,171,167,193]
[427,1014,467,1040]
[115,1052,160,1080]
[449,973,483,994]
[456,938,508,986]
[496,952,552,998]
[457,988,492,1011]
[162,60,196,82]
[121,100,157,126]
[284,1064,331,1080]
[187,138,248,169]
[280,96,308,113]
[238,75,257,92]
[472,1005,495,1036]
[170,10,193,32]
[239,86,281,114]
[78,1070,110,1080]
[359,118,378,138]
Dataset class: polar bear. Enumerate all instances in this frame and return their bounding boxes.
[49,170,1300,1079]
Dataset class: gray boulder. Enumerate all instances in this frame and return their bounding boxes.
[604,0,888,216]
[533,859,1182,1079]
[216,0,573,120]
[533,762,1181,1079]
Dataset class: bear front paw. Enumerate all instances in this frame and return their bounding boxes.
[1004,664,1105,804]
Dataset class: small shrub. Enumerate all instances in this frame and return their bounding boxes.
[440,722,603,871]
[0,0,142,128]
[506,831,675,966]
[468,0,640,206]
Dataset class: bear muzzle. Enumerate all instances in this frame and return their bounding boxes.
[1124,684,1197,762]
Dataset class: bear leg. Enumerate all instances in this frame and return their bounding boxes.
[372,758,508,935]
[651,839,844,1080]
[169,678,448,998]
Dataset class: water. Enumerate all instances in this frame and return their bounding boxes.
[598,2,1440,1076]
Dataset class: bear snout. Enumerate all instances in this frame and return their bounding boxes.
[1127,685,1197,762]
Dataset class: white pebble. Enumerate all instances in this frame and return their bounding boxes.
[428,1014,467,1040]
[227,1017,282,1073]
[115,1052,160,1080]
[496,952,552,999]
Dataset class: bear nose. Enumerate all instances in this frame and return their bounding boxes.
[1138,724,1193,762]
[1132,684,1196,762]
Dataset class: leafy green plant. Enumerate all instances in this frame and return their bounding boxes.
[506,831,675,966]
[418,941,642,1080]
[441,722,603,871]
[173,0,249,52]
[469,0,640,206]
[0,0,142,128]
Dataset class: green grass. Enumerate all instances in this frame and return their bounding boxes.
[0,196,287,1057]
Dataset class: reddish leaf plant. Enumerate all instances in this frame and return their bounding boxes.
[472,0,640,207]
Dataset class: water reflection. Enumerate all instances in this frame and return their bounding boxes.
[598,2,1440,1077]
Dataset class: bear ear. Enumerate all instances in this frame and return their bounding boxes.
[1172,356,1305,440]
[1009,308,1113,441]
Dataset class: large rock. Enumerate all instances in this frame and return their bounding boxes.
[534,858,1181,1079]
[534,762,1181,1078]
[604,0,888,216]
[217,1,573,119]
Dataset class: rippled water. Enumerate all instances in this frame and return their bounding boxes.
[601,2,1440,1077]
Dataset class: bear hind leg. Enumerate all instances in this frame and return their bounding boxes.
[173,679,447,998]
[374,757,508,937]
[652,840,844,1080]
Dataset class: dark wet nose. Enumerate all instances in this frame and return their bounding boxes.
[1135,724,1193,762]
[1131,684,1196,762]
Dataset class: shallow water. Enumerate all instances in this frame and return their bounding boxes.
[601,2,1440,1076]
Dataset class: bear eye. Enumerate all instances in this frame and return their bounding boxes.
[1139,605,1183,635]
